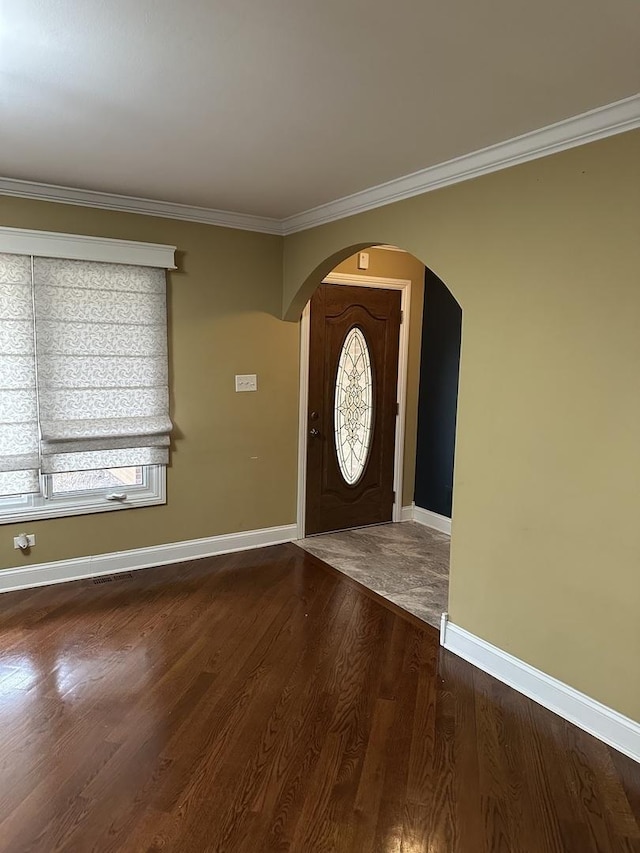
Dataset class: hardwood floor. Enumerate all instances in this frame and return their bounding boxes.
[0,543,637,852]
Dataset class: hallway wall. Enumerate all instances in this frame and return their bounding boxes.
[282,131,640,722]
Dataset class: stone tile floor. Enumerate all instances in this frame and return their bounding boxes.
[296,521,449,629]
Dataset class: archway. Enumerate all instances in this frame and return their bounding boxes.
[284,243,381,322]
[294,244,461,630]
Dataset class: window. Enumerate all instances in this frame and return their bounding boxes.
[0,227,175,524]
[334,326,374,485]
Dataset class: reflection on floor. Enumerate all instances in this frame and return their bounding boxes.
[297,521,449,628]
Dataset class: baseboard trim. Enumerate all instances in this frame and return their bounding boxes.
[0,524,298,594]
[441,619,640,763]
[402,503,451,534]
[400,505,414,522]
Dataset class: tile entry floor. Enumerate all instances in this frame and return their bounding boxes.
[297,521,449,628]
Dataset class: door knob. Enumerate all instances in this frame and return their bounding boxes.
[309,428,320,437]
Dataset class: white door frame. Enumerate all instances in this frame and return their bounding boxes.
[296,272,412,539]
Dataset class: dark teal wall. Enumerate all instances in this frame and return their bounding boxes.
[414,268,461,518]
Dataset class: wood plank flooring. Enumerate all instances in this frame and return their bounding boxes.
[0,542,637,852]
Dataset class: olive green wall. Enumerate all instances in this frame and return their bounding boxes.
[283,131,640,721]
[0,197,298,569]
[331,249,425,506]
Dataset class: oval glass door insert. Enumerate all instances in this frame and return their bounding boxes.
[334,326,374,485]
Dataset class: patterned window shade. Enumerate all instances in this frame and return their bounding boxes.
[33,258,172,474]
[0,253,40,496]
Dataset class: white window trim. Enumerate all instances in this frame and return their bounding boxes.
[0,466,166,525]
[0,226,176,269]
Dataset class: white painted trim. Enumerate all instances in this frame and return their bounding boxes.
[412,504,452,535]
[0,523,298,593]
[441,621,640,764]
[280,94,640,234]
[400,505,414,522]
[0,177,282,235]
[0,466,165,525]
[1,96,637,236]
[374,245,408,253]
[296,303,311,539]
[399,503,452,533]
[296,273,411,536]
[0,225,176,268]
[0,177,283,234]
[440,610,449,639]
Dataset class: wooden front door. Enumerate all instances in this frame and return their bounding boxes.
[305,283,402,535]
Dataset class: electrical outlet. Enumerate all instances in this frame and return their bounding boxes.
[13,533,35,550]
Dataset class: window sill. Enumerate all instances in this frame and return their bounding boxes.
[0,468,166,525]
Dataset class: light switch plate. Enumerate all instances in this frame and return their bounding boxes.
[235,374,258,392]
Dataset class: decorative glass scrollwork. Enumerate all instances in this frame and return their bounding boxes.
[334,326,373,485]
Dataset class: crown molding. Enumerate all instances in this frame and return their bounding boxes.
[280,93,640,234]
[0,176,283,235]
[0,95,638,237]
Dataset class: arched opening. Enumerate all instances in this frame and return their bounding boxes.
[294,244,461,630]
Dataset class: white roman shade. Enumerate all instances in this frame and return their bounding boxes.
[34,258,172,474]
[0,253,40,495]
[0,228,176,495]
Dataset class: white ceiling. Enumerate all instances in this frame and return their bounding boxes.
[1,0,639,220]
